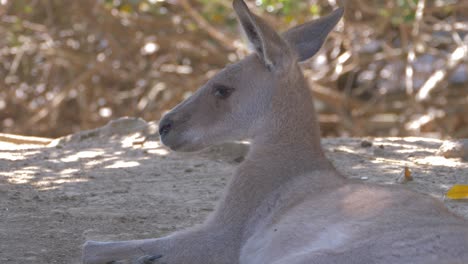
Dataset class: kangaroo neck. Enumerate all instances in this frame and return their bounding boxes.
[207,82,343,230]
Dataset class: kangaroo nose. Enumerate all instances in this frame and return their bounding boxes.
[159,118,173,137]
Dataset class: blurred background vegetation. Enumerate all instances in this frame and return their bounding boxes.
[0,0,467,138]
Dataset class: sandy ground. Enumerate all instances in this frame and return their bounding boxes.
[1,118,467,264]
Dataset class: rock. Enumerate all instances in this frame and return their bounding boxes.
[437,139,468,160]
[360,139,373,148]
[49,117,157,147]
[373,147,385,156]
[102,117,148,136]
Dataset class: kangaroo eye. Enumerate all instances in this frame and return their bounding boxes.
[213,85,234,99]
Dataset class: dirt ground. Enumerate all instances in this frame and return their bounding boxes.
[1,118,467,264]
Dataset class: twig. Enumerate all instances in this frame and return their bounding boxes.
[427,20,468,32]
[8,45,25,76]
[178,0,238,51]
[405,0,425,95]
[416,44,467,102]
[308,80,362,110]
[0,0,12,17]
[27,66,98,125]
[1,16,47,32]
[0,133,53,145]
[43,0,54,26]
[355,0,380,16]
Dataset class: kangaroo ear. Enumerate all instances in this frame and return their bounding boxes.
[233,0,290,70]
[283,8,344,62]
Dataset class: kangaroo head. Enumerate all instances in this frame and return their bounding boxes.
[159,0,343,152]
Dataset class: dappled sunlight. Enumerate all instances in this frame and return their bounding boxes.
[142,140,170,156]
[105,160,140,169]
[416,156,463,167]
[393,137,442,143]
[3,166,42,184]
[59,168,80,175]
[325,137,468,197]
[61,149,106,162]
[370,156,409,167]
[0,142,156,187]
[0,149,42,161]
[374,138,438,148]
[373,137,442,152]
[332,146,358,154]
[438,183,452,191]
[0,142,44,161]
[149,148,170,156]
[34,177,89,191]
[0,137,172,191]
[85,156,119,169]
[374,138,440,144]
[121,135,146,148]
[1,163,91,187]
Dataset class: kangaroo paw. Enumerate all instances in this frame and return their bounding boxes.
[106,261,127,264]
[135,255,163,264]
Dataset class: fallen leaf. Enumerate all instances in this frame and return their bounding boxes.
[446,185,468,200]
[395,166,413,184]
[404,166,412,179]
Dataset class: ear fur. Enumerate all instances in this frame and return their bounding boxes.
[233,0,290,70]
[282,8,344,62]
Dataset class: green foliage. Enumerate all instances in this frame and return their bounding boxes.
[257,0,307,15]
[102,0,168,16]
[198,0,237,27]
[198,0,321,28]
[390,0,417,25]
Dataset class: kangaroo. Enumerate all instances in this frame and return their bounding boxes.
[82,1,468,263]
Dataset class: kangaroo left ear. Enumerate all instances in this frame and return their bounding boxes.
[282,8,344,62]
[233,0,291,70]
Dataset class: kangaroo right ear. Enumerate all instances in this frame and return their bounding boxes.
[282,8,344,62]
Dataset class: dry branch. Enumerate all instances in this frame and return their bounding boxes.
[0,133,53,145]
[27,67,98,125]
[405,0,426,95]
[179,0,238,51]
[309,81,362,110]
[416,44,467,102]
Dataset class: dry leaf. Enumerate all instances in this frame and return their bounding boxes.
[395,166,413,184]
[446,185,468,200]
[404,167,412,179]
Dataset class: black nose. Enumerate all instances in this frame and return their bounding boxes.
[159,118,173,137]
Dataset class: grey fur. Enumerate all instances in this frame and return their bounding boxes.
[82,1,468,263]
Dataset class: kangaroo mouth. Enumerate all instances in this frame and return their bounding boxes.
[160,134,183,151]
[160,133,203,153]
